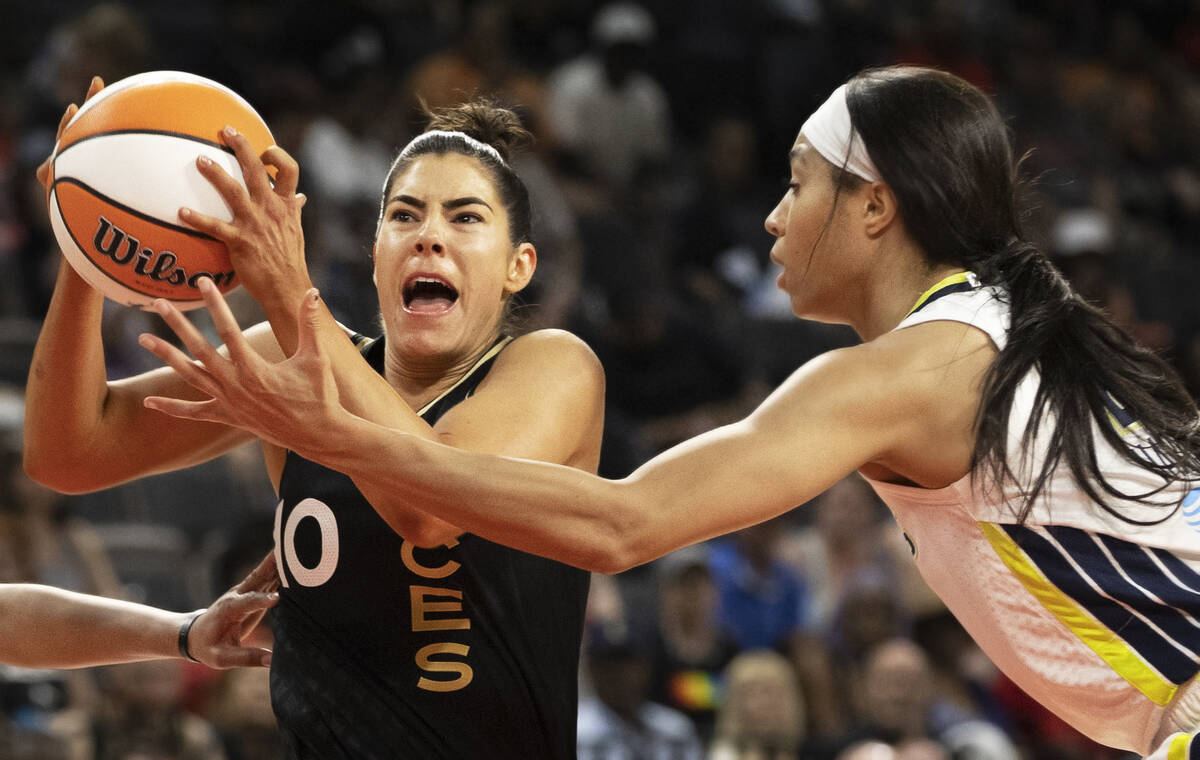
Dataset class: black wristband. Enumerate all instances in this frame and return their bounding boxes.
[178,608,207,663]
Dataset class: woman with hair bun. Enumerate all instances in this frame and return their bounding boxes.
[26,84,604,758]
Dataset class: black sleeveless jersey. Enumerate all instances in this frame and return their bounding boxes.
[269,335,590,759]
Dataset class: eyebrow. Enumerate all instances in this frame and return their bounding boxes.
[387,194,494,212]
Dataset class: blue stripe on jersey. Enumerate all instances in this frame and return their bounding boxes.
[1045,526,1200,660]
[1153,547,1200,594]
[1096,533,1200,616]
[1004,524,1200,685]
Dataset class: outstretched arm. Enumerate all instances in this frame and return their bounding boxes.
[0,553,278,669]
[140,286,988,571]
[140,280,605,548]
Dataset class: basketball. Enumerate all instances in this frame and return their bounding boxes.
[47,70,274,310]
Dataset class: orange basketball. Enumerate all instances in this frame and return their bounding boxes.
[47,71,274,310]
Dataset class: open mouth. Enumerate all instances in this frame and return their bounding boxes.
[403,276,459,313]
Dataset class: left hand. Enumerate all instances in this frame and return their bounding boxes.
[186,552,279,669]
[139,277,342,454]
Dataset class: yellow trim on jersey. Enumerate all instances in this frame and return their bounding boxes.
[906,271,973,316]
[416,337,513,417]
[978,522,1178,707]
[1169,732,1193,760]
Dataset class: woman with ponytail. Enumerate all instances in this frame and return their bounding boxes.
[144,66,1200,758]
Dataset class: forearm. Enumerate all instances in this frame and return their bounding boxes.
[22,259,110,485]
[0,585,188,669]
[300,410,636,570]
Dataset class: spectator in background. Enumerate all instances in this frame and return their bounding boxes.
[709,649,806,760]
[11,2,152,319]
[670,114,780,318]
[545,1,670,198]
[834,638,1018,760]
[577,621,704,760]
[777,476,897,633]
[709,517,810,653]
[544,2,677,314]
[1049,206,1173,353]
[646,545,737,743]
[580,282,761,454]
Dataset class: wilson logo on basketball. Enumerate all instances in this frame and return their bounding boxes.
[93,216,236,289]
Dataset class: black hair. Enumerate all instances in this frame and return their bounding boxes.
[379,99,534,247]
[844,65,1200,523]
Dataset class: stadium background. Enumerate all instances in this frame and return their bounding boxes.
[1,1,1198,757]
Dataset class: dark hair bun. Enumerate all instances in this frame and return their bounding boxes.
[424,100,532,163]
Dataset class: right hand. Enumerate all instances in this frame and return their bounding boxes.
[178,126,312,314]
[36,75,106,193]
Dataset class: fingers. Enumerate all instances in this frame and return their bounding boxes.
[149,291,230,367]
[197,278,256,366]
[236,551,281,594]
[84,75,105,102]
[295,288,324,358]
[224,590,280,620]
[262,145,300,199]
[55,103,78,142]
[138,332,224,400]
[211,645,273,669]
[142,394,222,422]
[221,126,275,200]
[190,153,253,221]
[177,203,236,240]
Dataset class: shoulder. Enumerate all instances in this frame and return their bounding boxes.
[499,329,605,382]
[834,320,995,413]
[755,322,995,448]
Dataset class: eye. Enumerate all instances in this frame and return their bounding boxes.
[390,208,417,223]
[453,211,484,223]
[782,178,800,194]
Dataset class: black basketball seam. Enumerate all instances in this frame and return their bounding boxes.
[51,177,221,240]
[56,128,236,156]
[50,180,225,301]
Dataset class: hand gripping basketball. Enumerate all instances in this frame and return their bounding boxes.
[179,127,312,315]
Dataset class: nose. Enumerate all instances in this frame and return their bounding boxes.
[764,197,786,238]
[415,218,445,254]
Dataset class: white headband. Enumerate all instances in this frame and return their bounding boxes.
[398,129,506,165]
[800,84,880,183]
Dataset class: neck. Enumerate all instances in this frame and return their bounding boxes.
[382,330,501,409]
[854,249,967,342]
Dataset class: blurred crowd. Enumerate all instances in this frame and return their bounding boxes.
[1,0,1199,757]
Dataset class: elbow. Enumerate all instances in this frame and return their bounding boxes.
[583,482,651,575]
[22,447,105,495]
[396,518,462,550]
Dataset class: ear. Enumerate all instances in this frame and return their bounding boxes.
[503,243,537,295]
[862,181,899,238]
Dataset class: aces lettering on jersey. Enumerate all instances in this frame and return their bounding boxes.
[274,499,474,692]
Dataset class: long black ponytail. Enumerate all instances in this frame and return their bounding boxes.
[845,66,1200,522]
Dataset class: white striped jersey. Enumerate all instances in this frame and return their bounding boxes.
[861,274,1200,755]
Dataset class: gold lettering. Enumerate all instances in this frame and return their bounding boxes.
[410,585,470,631]
[415,643,473,692]
[401,538,461,579]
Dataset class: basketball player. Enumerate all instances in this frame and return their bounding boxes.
[143,67,1200,759]
[0,553,276,669]
[25,79,604,757]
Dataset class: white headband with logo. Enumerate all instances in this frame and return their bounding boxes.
[398,129,506,165]
[800,84,880,183]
